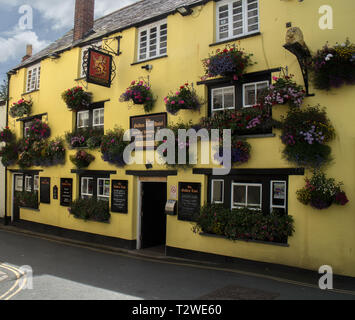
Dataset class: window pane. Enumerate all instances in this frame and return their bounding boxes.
[244,84,256,106]
[224,88,235,108]
[15,176,23,191]
[212,181,223,203]
[78,111,89,128]
[248,186,261,206]
[272,182,286,207]
[233,185,246,205]
[212,90,223,110]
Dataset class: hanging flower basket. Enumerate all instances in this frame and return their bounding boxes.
[201,45,254,81]
[260,75,306,108]
[70,150,95,169]
[62,86,92,111]
[120,80,155,113]
[0,143,18,166]
[164,83,202,115]
[297,171,349,210]
[214,139,251,166]
[311,39,355,90]
[279,106,335,168]
[100,127,129,167]
[9,99,32,118]
[0,127,14,143]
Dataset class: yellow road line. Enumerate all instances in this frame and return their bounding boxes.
[0,264,21,300]
[1,228,355,297]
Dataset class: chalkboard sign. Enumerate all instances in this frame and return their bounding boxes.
[178,182,201,222]
[40,177,51,204]
[111,180,128,213]
[60,178,73,207]
[53,186,58,200]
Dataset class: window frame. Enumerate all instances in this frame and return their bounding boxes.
[270,180,287,213]
[231,182,262,210]
[26,63,41,93]
[137,19,168,62]
[75,103,105,131]
[242,80,269,108]
[77,110,90,129]
[211,86,236,113]
[211,179,225,204]
[81,177,94,199]
[15,175,24,192]
[79,174,111,202]
[97,178,110,201]
[93,108,105,128]
[216,0,260,43]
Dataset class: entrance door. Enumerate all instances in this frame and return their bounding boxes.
[13,174,23,222]
[141,182,167,249]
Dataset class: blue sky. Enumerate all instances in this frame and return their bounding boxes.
[0,0,139,84]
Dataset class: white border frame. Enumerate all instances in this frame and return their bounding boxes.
[216,0,260,43]
[97,178,110,200]
[93,108,105,128]
[211,86,235,113]
[77,110,90,129]
[270,180,287,213]
[242,80,269,108]
[81,177,93,198]
[211,179,224,204]
[231,182,262,209]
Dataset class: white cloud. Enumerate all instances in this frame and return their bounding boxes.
[0,30,48,64]
[0,0,140,30]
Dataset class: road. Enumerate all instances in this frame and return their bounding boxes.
[0,229,354,301]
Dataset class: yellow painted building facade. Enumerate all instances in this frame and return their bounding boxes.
[4,0,355,277]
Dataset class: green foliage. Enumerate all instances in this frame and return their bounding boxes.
[62,86,92,111]
[0,142,18,166]
[14,191,38,209]
[100,127,129,167]
[70,150,95,169]
[120,80,155,113]
[297,171,349,210]
[311,39,355,90]
[280,106,335,168]
[69,198,110,223]
[9,99,32,118]
[65,128,104,149]
[193,204,294,244]
[0,79,8,102]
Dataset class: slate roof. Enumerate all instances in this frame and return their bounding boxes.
[12,0,207,71]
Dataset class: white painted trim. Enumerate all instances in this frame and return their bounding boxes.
[231,182,262,209]
[242,80,269,108]
[211,86,235,113]
[270,180,287,213]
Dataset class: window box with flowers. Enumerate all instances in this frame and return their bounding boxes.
[193,204,295,245]
[120,80,155,113]
[278,106,335,168]
[65,128,104,150]
[9,99,32,118]
[164,83,203,115]
[297,171,349,210]
[201,45,254,81]
[68,197,110,223]
[26,118,51,140]
[311,39,355,90]
[61,86,92,111]
[260,75,306,108]
[214,139,251,166]
[70,150,95,169]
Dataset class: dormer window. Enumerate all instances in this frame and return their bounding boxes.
[26,63,41,93]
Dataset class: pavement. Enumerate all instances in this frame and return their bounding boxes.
[0,225,354,301]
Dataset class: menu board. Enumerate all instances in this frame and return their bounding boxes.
[60,178,73,207]
[40,177,51,204]
[111,180,128,214]
[178,182,201,222]
[130,113,167,149]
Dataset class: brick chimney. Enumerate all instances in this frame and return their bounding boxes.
[22,44,32,62]
[73,0,95,41]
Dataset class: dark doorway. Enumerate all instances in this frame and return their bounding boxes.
[141,182,167,249]
[13,174,22,222]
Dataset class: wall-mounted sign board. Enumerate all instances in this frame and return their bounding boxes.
[111,180,128,214]
[40,177,51,204]
[86,48,113,88]
[178,182,201,222]
[60,178,73,207]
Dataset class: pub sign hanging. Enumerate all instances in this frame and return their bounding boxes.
[86,48,113,88]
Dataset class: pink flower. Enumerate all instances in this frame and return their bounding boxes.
[175,92,180,95]
[171,101,176,105]
[272,76,278,81]
[131,81,136,85]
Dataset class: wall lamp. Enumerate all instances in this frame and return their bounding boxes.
[177,6,193,16]
[49,52,61,59]
[141,64,153,71]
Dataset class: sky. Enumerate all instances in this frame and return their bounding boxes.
[0,0,139,84]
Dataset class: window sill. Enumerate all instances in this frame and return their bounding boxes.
[238,133,276,139]
[209,32,261,47]
[200,232,289,247]
[131,55,168,66]
[21,89,39,96]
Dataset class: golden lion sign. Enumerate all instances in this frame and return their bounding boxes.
[87,48,113,87]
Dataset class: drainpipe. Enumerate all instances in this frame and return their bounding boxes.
[4,72,11,226]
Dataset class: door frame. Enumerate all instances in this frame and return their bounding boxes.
[136,177,167,250]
